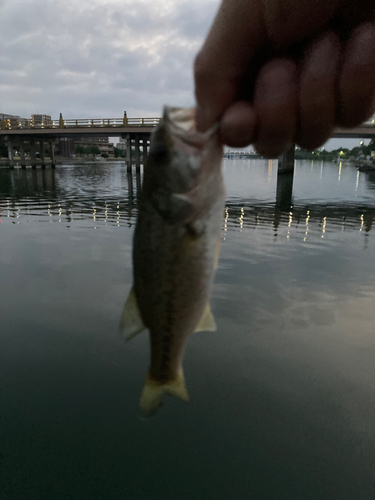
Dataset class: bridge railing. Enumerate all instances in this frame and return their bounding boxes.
[1,115,374,130]
[0,117,161,130]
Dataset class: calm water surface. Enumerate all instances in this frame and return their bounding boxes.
[1,160,375,499]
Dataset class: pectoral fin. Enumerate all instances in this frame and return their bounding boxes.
[195,303,217,332]
[120,287,146,340]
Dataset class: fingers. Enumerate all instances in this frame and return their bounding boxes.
[253,58,297,157]
[297,31,340,150]
[219,101,257,148]
[194,0,265,132]
[262,0,339,49]
[194,0,338,132]
[211,24,375,155]
[338,22,375,127]
[195,0,375,155]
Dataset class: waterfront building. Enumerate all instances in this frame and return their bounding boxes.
[76,136,115,156]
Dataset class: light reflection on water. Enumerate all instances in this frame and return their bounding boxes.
[1,160,374,237]
[1,160,375,499]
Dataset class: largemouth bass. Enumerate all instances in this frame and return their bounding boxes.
[120,106,225,416]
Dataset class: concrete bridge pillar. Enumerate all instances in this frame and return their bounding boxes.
[7,141,13,161]
[278,144,295,174]
[50,140,56,168]
[276,170,294,211]
[142,136,148,165]
[40,141,46,168]
[125,134,131,172]
[135,135,140,172]
[136,167,142,197]
[19,142,26,168]
[276,144,295,212]
[30,140,37,169]
[127,169,133,202]
[6,140,14,168]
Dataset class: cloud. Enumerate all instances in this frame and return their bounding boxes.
[0,0,216,119]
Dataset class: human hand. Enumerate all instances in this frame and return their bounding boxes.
[194,0,375,157]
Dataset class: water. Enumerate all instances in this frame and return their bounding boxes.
[1,160,375,499]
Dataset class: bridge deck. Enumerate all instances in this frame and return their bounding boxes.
[0,116,374,138]
[0,126,156,138]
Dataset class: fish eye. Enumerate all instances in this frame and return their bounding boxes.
[151,145,168,162]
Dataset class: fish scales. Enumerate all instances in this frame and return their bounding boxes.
[120,106,225,416]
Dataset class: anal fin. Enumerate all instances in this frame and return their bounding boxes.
[119,286,146,340]
[195,303,217,332]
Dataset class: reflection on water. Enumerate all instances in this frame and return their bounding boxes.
[0,165,141,227]
[1,160,374,236]
[1,160,375,499]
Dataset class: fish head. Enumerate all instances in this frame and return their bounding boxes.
[142,106,224,224]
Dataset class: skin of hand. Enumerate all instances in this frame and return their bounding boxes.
[194,0,375,157]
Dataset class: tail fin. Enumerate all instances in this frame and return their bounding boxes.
[139,369,189,417]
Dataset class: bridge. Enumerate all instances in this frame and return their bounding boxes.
[0,113,374,169]
[0,113,160,169]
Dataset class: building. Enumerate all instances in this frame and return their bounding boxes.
[30,114,52,127]
[0,113,19,120]
[116,137,127,151]
[0,112,28,128]
[76,136,114,156]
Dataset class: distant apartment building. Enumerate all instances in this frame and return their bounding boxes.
[0,112,28,127]
[76,137,115,156]
[116,137,127,150]
[30,114,52,126]
[0,113,18,120]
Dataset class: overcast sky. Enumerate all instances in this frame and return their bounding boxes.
[1,0,216,119]
[0,0,370,151]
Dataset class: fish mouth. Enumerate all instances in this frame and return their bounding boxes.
[163,106,219,146]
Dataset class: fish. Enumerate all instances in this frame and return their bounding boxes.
[120,106,225,416]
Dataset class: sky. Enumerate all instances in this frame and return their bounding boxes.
[0,0,371,151]
[0,0,216,119]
